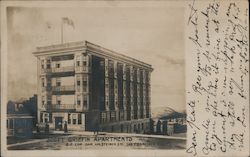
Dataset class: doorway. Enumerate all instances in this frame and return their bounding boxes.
[54,117,63,130]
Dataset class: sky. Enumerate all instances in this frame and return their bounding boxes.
[7,2,185,112]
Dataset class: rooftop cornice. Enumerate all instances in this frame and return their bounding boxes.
[33,40,153,71]
[85,41,153,70]
[33,41,86,55]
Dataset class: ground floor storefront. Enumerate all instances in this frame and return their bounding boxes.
[39,111,150,133]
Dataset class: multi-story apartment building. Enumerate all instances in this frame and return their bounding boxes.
[33,41,153,133]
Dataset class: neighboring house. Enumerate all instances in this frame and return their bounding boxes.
[151,111,187,135]
[7,95,37,116]
[33,41,153,133]
[152,119,174,136]
[7,114,34,138]
[7,95,37,138]
[7,101,27,114]
[22,95,38,127]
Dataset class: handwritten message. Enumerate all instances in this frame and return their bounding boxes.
[186,0,249,156]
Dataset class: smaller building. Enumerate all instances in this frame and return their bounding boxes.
[153,119,174,136]
[151,112,187,136]
[7,114,34,138]
[162,121,174,136]
[7,95,38,138]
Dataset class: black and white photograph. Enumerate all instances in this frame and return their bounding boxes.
[1,0,249,157]
[4,1,186,151]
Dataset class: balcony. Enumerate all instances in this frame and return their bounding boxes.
[42,86,52,92]
[52,66,74,73]
[41,66,75,77]
[41,69,52,73]
[52,85,75,95]
[47,104,75,111]
[75,66,91,73]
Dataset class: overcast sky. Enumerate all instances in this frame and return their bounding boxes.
[7,2,185,112]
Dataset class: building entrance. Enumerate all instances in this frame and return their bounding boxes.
[55,117,63,130]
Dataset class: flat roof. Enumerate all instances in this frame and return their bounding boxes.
[33,41,153,70]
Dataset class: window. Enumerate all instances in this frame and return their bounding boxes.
[119,111,124,121]
[44,113,49,123]
[56,81,61,86]
[84,99,88,106]
[42,96,45,107]
[76,55,81,67]
[83,95,87,108]
[49,114,52,123]
[78,114,82,124]
[83,81,87,92]
[41,78,45,87]
[101,112,106,123]
[77,61,80,66]
[56,78,61,86]
[47,79,51,87]
[83,61,87,66]
[72,114,77,125]
[46,59,51,69]
[41,60,45,69]
[9,119,14,129]
[83,76,87,81]
[83,81,87,86]
[56,96,61,105]
[77,80,81,86]
[68,114,71,124]
[77,100,81,106]
[56,63,60,68]
[77,95,81,106]
[110,112,116,122]
[73,119,77,125]
[40,113,43,123]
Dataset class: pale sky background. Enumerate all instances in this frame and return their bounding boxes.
[7,2,185,112]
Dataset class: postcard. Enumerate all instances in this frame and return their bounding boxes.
[0,0,249,157]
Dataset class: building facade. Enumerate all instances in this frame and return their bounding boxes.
[33,41,153,133]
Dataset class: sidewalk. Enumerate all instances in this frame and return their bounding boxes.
[7,133,76,148]
[8,138,49,148]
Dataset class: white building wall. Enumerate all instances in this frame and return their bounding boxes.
[52,60,74,68]
[51,76,75,86]
[52,95,75,104]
